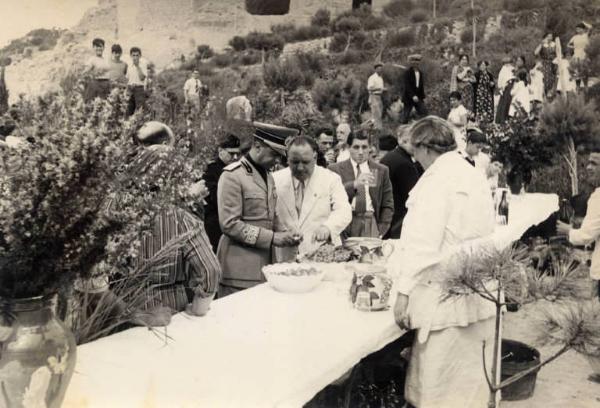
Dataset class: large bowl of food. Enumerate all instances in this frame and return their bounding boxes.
[262,263,325,293]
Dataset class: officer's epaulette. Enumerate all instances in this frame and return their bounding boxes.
[223,161,242,172]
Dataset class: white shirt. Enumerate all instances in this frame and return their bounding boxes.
[497,64,515,92]
[390,151,496,338]
[367,73,384,94]
[529,67,545,102]
[336,147,350,163]
[85,55,110,79]
[447,104,469,151]
[414,70,420,88]
[569,188,600,280]
[226,95,253,121]
[510,81,531,116]
[569,33,589,61]
[350,159,374,212]
[556,58,577,94]
[127,59,149,86]
[183,78,202,98]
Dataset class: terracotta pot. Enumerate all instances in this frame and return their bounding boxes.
[0,294,77,408]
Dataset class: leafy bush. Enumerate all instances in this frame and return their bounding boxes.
[383,0,413,18]
[334,16,362,33]
[329,32,350,53]
[245,32,285,52]
[337,49,368,65]
[485,26,542,60]
[196,44,214,59]
[263,54,318,93]
[409,9,428,23]
[213,53,234,68]
[311,8,331,27]
[312,74,366,118]
[239,50,262,66]
[503,0,545,12]
[229,35,247,51]
[460,24,485,44]
[386,29,416,48]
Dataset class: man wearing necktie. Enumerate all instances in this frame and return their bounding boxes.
[184,70,202,111]
[460,128,490,175]
[330,131,394,238]
[273,136,352,262]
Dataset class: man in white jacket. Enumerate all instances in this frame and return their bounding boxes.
[273,136,352,261]
[557,151,600,297]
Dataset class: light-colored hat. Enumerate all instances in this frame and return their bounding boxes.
[408,54,422,62]
[502,56,512,63]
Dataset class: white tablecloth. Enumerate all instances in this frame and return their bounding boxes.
[63,193,558,408]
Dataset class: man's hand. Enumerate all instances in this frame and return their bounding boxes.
[273,231,301,247]
[131,306,172,327]
[412,96,419,103]
[312,225,331,243]
[556,220,572,236]
[394,293,410,330]
[354,172,374,188]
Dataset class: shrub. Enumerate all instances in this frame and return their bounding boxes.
[239,50,262,66]
[386,29,415,48]
[229,35,247,51]
[329,32,350,53]
[409,9,428,23]
[263,54,318,93]
[245,32,285,52]
[460,24,485,44]
[503,0,546,12]
[311,8,331,27]
[485,26,542,59]
[196,44,214,59]
[334,16,362,33]
[295,51,325,76]
[337,49,368,65]
[383,0,413,18]
[213,53,234,68]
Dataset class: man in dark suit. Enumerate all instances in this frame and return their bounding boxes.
[380,124,424,239]
[400,54,428,124]
[329,131,394,238]
[203,134,241,252]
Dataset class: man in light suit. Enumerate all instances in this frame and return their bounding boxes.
[273,136,352,262]
[329,131,394,238]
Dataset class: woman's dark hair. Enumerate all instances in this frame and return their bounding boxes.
[478,60,490,69]
[92,38,105,48]
[459,54,469,62]
[543,32,554,40]
[517,70,528,82]
[449,91,462,100]
[516,55,526,67]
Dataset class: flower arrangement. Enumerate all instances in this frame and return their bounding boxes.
[0,87,209,301]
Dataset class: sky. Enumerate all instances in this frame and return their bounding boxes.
[0,0,97,47]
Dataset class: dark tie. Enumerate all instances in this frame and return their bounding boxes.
[355,164,367,214]
[295,180,304,217]
[465,157,476,167]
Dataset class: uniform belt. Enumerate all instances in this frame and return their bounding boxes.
[353,211,374,216]
[95,78,109,81]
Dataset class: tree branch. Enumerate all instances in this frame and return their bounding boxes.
[482,341,494,391]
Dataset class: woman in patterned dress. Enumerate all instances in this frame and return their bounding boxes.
[534,32,558,98]
[474,61,495,123]
[451,54,476,111]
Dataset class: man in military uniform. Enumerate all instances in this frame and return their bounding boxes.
[217,122,300,296]
[203,134,241,252]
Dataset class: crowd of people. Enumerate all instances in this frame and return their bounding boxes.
[47,18,600,407]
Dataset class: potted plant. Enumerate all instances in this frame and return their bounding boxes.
[442,245,588,407]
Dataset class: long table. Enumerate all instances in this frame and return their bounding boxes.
[62,193,558,408]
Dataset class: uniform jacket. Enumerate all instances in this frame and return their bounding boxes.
[216,156,277,289]
[328,159,394,237]
[380,147,424,239]
[273,166,352,262]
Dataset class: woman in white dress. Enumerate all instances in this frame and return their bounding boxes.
[556,48,577,98]
[392,116,496,408]
[509,70,531,117]
[447,91,469,151]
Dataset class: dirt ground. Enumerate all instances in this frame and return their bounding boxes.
[502,302,600,408]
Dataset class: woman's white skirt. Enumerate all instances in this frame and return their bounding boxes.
[405,316,496,408]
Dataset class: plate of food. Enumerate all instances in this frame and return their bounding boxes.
[262,263,325,293]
